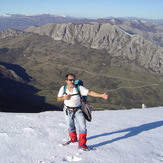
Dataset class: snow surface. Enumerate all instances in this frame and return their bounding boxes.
[0,107,163,163]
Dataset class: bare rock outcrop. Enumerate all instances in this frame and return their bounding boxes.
[0,28,29,38]
[25,23,163,73]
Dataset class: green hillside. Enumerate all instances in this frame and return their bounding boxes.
[0,33,163,111]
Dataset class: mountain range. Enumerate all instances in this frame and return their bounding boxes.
[0,15,163,112]
[1,14,163,31]
[1,14,163,47]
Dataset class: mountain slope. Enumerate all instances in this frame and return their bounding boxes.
[25,23,163,74]
[0,62,59,112]
[0,32,162,111]
[117,20,163,46]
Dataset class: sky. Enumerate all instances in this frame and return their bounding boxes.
[0,0,163,19]
[0,107,163,162]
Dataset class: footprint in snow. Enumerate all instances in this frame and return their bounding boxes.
[23,127,34,132]
[63,156,82,162]
[23,127,35,136]
[0,132,8,137]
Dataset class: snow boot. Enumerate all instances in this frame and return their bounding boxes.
[66,131,77,144]
[78,133,89,151]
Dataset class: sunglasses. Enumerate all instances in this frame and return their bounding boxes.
[67,79,75,82]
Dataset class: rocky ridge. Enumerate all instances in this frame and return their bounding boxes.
[0,28,29,38]
[25,23,163,74]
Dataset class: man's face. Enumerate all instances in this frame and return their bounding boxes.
[65,75,75,87]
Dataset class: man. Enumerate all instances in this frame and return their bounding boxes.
[57,73,108,150]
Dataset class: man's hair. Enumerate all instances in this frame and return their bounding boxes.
[65,73,76,80]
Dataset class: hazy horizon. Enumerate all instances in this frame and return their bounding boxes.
[0,0,163,20]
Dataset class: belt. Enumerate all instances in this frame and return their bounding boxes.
[64,105,81,118]
[65,105,81,111]
[69,109,78,112]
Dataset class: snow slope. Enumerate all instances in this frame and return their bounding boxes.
[0,107,163,163]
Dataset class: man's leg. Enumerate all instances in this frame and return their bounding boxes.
[64,109,77,143]
[75,110,88,149]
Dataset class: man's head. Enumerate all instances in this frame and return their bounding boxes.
[65,73,76,87]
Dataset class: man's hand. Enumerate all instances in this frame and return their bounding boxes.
[102,93,108,100]
[57,94,71,102]
[64,94,71,100]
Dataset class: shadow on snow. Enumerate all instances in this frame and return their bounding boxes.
[88,121,163,148]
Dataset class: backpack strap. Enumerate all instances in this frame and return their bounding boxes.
[64,84,87,101]
[63,84,80,97]
[63,85,67,95]
[75,85,88,100]
[76,85,88,100]
[75,84,81,97]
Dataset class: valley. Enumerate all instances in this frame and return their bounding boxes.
[0,22,163,112]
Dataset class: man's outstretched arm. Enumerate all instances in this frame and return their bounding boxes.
[88,91,108,100]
